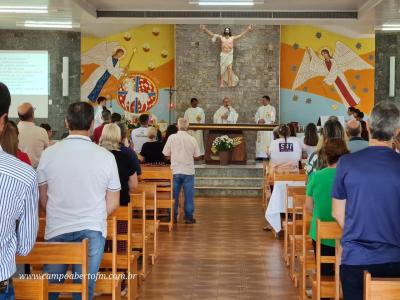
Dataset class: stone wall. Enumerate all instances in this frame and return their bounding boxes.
[0,30,81,138]
[175,25,280,160]
[375,32,400,103]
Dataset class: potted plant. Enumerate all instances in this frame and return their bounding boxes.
[212,135,234,165]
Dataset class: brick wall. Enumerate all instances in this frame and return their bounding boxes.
[375,32,400,103]
[175,25,280,160]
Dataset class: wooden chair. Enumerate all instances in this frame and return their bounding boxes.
[36,217,46,242]
[95,217,121,300]
[299,205,315,300]
[14,278,48,300]
[141,166,174,231]
[364,271,400,300]
[15,240,88,300]
[130,193,151,278]
[110,204,140,298]
[283,184,306,266]
[135,183,159,264]
[289,194,306,286]
[262,161,270,210]
[312,220,342,300]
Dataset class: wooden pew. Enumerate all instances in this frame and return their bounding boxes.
[15,240,88,299]
[283,184,306,266]
[14,278,48,300]
[140,166,174,231]
[364,271,400,300]
[289,194,306,286]
[95,217,121,300]
[299,205,315,300]
[312,220,342,300]
[135,183,159,264]
[110,204,141,298]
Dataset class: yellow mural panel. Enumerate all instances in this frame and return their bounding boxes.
[280,25,375,123]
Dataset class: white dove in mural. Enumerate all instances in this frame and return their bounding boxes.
[292,41,373,107]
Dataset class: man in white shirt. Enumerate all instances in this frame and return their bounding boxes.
[255,96,276,159]
[131,114,150,153]
[213,97,239,124]
[17,102,49,168]
[163,118,201,224]
[37,102,120,300]
[184,97,206,156]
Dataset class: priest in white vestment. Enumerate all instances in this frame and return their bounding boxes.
[184,98,206,155]
[255,96,276,159]
[213,97,239,124]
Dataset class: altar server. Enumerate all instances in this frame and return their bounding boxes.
[213,97,239,124]
[184,98,205,156]
[255,96,276,159]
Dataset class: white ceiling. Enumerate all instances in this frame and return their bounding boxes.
[88,0,368,11]
[0,0,397,35]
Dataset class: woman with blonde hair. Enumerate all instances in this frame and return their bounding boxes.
[100,123,138,206]
[140,126,165,164]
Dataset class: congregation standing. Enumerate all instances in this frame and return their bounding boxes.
[1,75,400,300]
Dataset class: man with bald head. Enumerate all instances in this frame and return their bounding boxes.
[17,102,49,168]
[346,119,368,153]
[213,97,239,124]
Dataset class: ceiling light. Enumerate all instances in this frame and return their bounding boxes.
[381,27,400,31]
[0,6,48,13]
[190,1,263,6]
[22,21,78,29]
[199,2,254,5]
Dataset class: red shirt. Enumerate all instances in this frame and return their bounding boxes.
[17,150,31,166]
[93,123,108,144]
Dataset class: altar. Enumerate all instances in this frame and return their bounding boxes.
[188,123,277,164]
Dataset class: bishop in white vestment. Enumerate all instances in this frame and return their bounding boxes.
[184,98,206,155]
[213,97,239,124]
[255,96,276,158]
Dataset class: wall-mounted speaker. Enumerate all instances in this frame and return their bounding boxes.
[389,56,396,98]
[62,56,69,97]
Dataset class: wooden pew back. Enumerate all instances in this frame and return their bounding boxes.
[364,271,400,300]
[315,220,343,300]
[96,217,121,300]
[15,240,88,299]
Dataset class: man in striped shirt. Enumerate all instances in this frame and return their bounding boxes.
[0,82,39,300]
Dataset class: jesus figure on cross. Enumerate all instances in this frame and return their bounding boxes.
[200,25,253,87]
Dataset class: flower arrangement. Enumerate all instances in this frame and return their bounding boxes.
[212,135,234,153]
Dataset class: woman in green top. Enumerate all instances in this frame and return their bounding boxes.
[306,138,349,276]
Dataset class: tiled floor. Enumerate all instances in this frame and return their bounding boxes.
[138,197,297,300]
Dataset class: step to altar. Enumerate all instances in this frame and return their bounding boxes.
[195,163,264,197]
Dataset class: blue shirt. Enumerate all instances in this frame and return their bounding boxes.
[0,149,38,281]
[347,137,369,153]
[332,146,400,265]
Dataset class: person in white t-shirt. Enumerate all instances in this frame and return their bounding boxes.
[131,114,150,153]
[268,124,302,169]
[37,102,120,300]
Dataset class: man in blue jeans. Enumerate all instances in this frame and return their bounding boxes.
[37,102,121,300]
[163,118,201,224]
[333,101,400,300]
